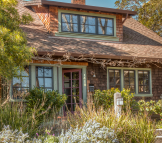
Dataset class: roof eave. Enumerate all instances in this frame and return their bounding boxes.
[37,51,162,61]
[23,0,137,16]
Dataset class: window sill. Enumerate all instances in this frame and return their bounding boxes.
[134,94,153,97]
[55,32,119,42]
[9,99,27,102]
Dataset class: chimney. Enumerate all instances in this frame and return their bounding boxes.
[71,0,85,5]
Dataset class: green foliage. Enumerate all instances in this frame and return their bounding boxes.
[121,88,138,111]
[137,99,162,117]
[67,102,156,143]
[92,88,117,109]
[25,88,67,115]
[38,130,59,143]
[0,88,67,138]
[0,0,35,79]
[0,102,39,138]
[115,0,162,36]
[156,120,162,129]
[93,88,136,111]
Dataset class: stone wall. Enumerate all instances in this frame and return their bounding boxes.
[31,6,123,41]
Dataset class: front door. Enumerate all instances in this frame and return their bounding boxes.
[62,69,82,113]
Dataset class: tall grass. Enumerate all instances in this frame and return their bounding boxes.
[0,90,67,138]
[0,99,44,137]
[67,101,157,143]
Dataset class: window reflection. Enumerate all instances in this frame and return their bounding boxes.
[124,71,135,93]
[12,66,30,99]
[80,16,96,34]
[36,67,53,91]
[61,13,114,36]
[98,18,113,35]
[109,70,121,90]
[62,14,78,32]
[138,71,150,93]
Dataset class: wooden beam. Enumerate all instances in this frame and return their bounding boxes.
[32,60,88,66]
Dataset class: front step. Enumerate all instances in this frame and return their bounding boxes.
[155,129,162,143]
[155,136,162,143]
[156,129,162,136]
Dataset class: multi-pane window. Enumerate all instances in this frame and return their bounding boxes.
[36,67,53,91]
[108,69,151,94]
[12,66,30,99]
[62,14,78,32]
[98,18,113,35]
[138,71,150,93]
[124,70,135,93]
[80,16,96,34]
[109,70,121,90]
[61,13,114,36]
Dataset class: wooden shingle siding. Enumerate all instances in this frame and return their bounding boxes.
[31,5,123,41]
[87,63,162,100]
[32,6,50,32]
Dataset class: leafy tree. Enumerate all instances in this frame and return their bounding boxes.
[0,0,36,79]
[115,0,162,36]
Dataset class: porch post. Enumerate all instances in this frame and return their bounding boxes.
[53,66,58,91]
[82,67,87,103]
[31,65,36,89]
[58,66,62,94]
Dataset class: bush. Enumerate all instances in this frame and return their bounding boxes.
[25,88,67,115]
[0,88,67,138]
[92,88,116,109]
[0,125,43,143]
[156,120,162,129]
[93,88,136,111]
[66,104,156,143]
[137,99,162,118]
[59,120,118,143]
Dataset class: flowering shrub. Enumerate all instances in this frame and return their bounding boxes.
[0,121,118,143]
[59,120,119,143]
[0,125,28,142]
[0,125,42,143]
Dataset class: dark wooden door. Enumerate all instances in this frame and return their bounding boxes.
[62,69,82,114]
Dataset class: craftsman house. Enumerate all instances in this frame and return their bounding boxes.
[1,0,162,112]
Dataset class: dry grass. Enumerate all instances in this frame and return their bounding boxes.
[66,96,157,143]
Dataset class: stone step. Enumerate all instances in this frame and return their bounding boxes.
[156,129,162,136]
[155,136,162,143]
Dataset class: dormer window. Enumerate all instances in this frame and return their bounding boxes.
[61,13,114,36]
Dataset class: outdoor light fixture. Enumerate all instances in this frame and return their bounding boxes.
[91,71,96,77]
[116,97,123,106]
[160,94,162,99]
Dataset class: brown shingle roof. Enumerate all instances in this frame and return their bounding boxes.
[18,1,162,60]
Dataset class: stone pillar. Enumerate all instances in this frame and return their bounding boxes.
[114,92,122,118]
